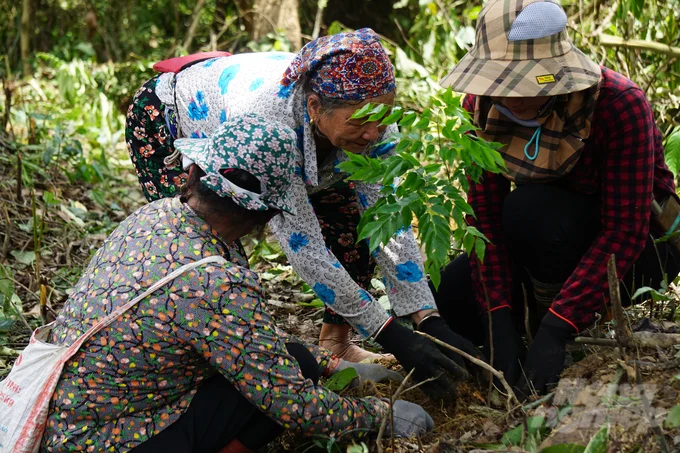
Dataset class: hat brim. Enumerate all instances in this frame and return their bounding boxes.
[439,47,601,97]
[175,137,296,216]
[174,137,211,168]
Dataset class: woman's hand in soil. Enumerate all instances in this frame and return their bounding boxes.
[514,311,575,400]
[386,400,435,437]
[416,315,487,373]
[376,319,467,405]
[483,307,526,385]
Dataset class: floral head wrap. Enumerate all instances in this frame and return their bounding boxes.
[281,28,396,100]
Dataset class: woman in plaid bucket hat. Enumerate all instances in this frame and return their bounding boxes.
[40,114,434,452]
[431,0,680,398]
[126,29,482,405]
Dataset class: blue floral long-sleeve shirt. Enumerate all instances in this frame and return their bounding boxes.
[155,52,436,336]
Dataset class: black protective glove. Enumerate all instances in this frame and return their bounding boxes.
[376,319,467,405]
[482,308,526,385]
[417,315,487,373]
[514,311,574,400]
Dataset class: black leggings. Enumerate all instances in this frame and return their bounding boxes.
[129,342,320,453]
[432,184,680,344]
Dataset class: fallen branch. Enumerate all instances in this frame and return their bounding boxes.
[627,358,680,371]
[575,332,680,348]
[414,330,519,411]
[599,34,680,57]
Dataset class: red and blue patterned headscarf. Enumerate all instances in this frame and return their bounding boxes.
[281,28,396,100]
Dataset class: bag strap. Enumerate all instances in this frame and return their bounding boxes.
[65,255,227,356]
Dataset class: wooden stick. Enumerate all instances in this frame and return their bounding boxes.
[576,332,680,348]
[414,330,519,411]
[522,283,533,346]
[607,254,632,347]
[599,34,680,57]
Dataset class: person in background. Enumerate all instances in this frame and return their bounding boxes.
[41,115,432,453]
[432,0,679,398]
[126,29,482,404]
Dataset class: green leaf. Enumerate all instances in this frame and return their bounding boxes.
[631,286,669,302]
[664,128,680,177]
[324,367,358,392]
[11,250,37,266]
[539,444,586,453]
[381,107,403,125]
[0,318,15,332]
[527,416,546,435]
[664,404,680,429]
[350,103,376,120]
[474,237,486,263]
[398,111,418,127]
[501,424,524,446]
[583,423,609,453]
[0,264,14,310]
[346,443,368,453]
[356,218,387,243]
[42,190,61,206]
[366,104,391,123]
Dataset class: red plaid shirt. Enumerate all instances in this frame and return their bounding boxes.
[465,67,676,332]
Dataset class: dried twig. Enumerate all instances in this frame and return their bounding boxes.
[607,254,632,347]
[627,358,680,371]
[414,331,519,411]
[521,391,554,411]
[376,368,415,453]
[522,283,532,346]
[480,271,495,404]
[575,332,680,348]
[599,34,680,57]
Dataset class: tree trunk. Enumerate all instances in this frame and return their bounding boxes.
[183,0,207,52]
[20,0,31,75]
[250,0,302,50]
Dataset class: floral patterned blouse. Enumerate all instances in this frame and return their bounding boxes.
[154,52,436,336]
[40,198,387,452]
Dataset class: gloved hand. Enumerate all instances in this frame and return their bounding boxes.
[385,400,434,437]
[334,359,403,387]
[514,311,574,400]
[482,308,526,384]
[416,315,487,373]
[376,319,467,404]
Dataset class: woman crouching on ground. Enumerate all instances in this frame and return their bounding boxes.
[40,114,432,453]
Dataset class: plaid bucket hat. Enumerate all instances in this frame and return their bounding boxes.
[440,0,601,97]
[174,113,298,214]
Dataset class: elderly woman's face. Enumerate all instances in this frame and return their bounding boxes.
[310,92,396,153]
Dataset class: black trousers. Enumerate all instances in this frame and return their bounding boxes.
[130,343,320,453]
[432,184,680,344]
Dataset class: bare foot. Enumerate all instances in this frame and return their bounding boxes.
[319,323,394,363]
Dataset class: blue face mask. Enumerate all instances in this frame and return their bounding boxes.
[492,97,556,161]
[492,97,556,127]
